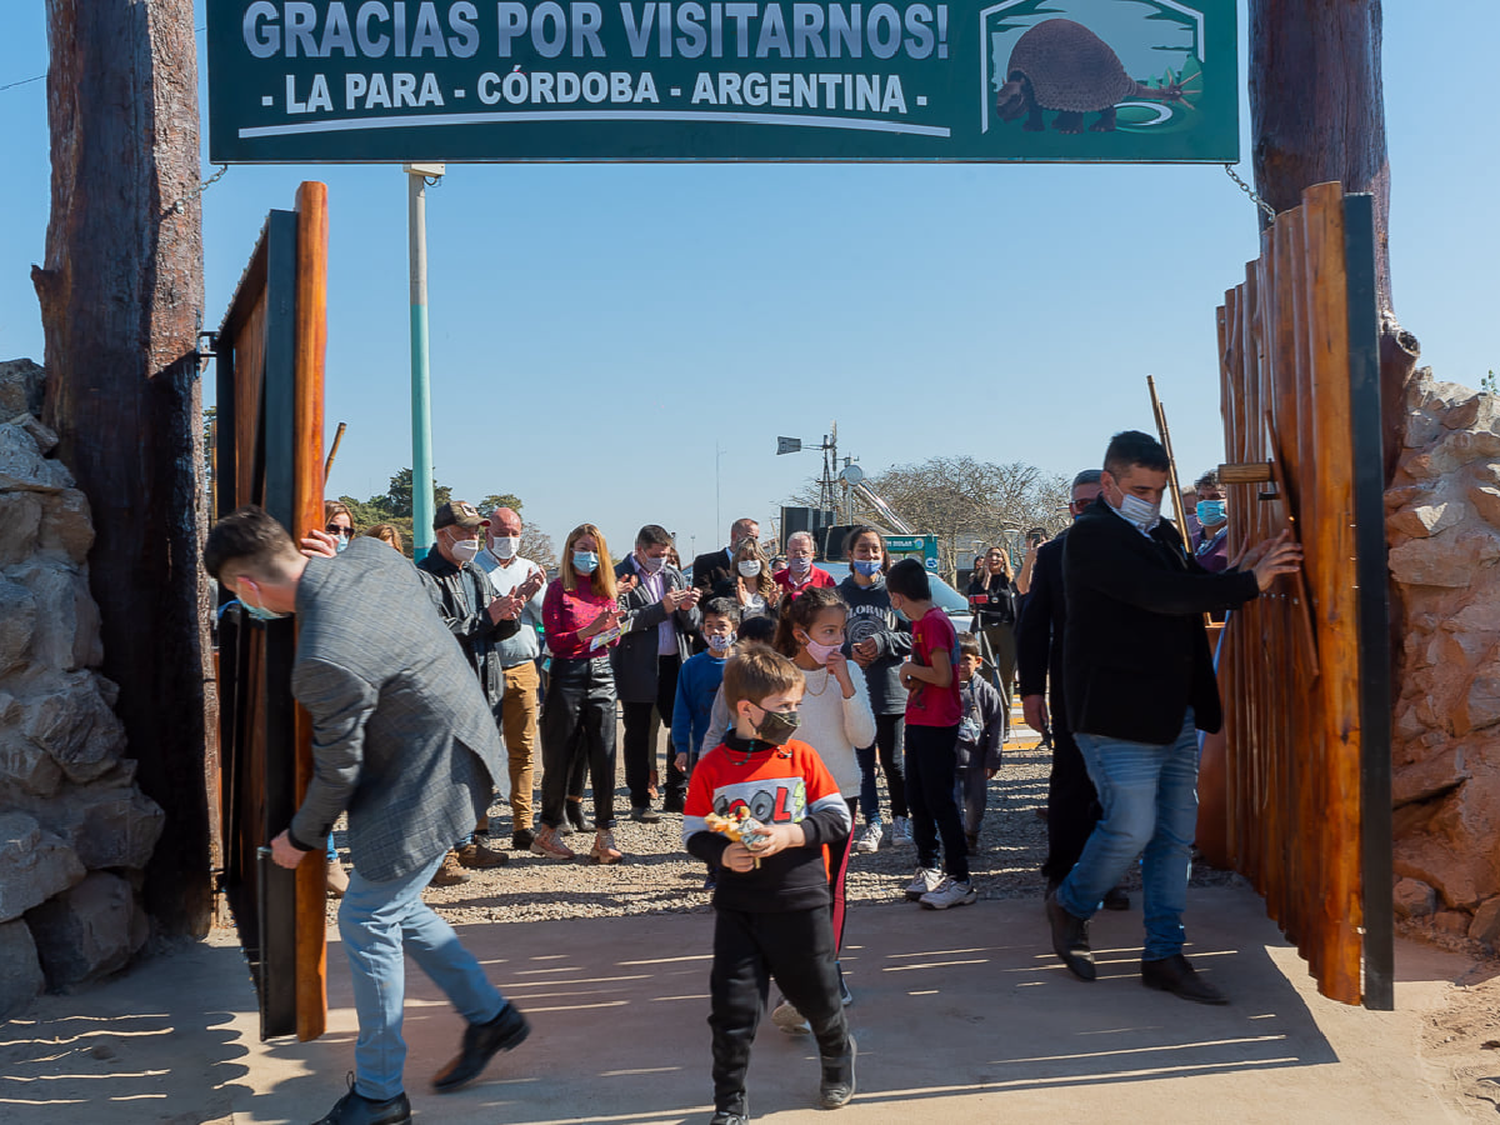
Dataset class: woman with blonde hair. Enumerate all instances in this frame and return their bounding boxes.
[534,523,625,863]
[363,522,404,554]
[713,537,780,620]
[968,545,1018,736]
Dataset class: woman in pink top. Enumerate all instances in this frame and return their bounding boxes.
[534,524,625,864]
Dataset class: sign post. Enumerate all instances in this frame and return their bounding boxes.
[207,2,1238,164]
[404,162,443,559]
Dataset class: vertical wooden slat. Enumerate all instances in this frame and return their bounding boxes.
[1301,181,1362,1004]
[292,182,329,1043]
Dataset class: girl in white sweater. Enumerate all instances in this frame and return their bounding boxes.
[770,587,876,1025]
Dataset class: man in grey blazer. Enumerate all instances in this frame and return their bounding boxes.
[205,506,530,1125]
[613,523,702,820]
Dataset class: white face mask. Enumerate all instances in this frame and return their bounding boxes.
[449,537,482,564]
[490,536,520,560]
[788,556,812,576]
[639,552,667,574]
[738,560,762,578]
[1111,490,1162,532]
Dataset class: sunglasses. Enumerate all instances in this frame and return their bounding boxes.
[326,525,355,538]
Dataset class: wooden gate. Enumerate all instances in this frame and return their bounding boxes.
[1215,181,1393,1009]
[213,183,329,1040]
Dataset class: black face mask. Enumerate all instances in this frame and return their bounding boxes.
[752,705,801,745]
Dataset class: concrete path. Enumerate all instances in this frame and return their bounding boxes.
[0,885,1480,1124]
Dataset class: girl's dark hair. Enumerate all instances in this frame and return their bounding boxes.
[737,615,777,645]
[842,524,887,572]
[772,586,847,657]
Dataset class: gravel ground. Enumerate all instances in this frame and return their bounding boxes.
[327,717,1245,927]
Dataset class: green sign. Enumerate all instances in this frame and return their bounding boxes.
[884,534,939,569]
[207,1,1237,163]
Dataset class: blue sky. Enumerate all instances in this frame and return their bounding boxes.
[1,3,1495,560]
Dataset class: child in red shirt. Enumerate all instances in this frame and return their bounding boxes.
[683,646,856,1123]
[888,559,976,911]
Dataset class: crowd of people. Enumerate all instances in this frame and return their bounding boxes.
[203,428,1301,1125]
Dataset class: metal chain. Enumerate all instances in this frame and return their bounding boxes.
[165,163,230,216]
[1224,163,1277,223]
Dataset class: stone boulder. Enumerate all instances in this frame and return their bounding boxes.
[0,492,42,565]
[1388,371,1500,925]
[0,358,44,420]
[0,422,72,494]
[0,812,86,923]
[37,488,94,563]
[25,871,147,990]
[35,784,166,871]
[0,579,37,678]
[20,672,127,784]
[11,564,102,672]
[0,918,45,1017]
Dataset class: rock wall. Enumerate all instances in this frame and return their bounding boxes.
[0,359,163,1015]
[1387,369,1500,945]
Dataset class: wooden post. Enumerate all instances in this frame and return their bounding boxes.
[31,0,215,936]
[292,183,329,1041]
[1249,0,1419,479]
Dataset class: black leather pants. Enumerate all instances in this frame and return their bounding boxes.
[540,656,618,830]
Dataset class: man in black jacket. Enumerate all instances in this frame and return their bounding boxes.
[1017,469,1121,901]
[417,500,527,878]
[1046,432,1300,1004]
[690,516,759,597]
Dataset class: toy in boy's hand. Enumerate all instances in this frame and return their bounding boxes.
[705,808,771,868]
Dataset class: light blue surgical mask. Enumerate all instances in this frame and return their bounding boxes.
[573,551,599,575]
[852,559,882,577]
[239,581,288,622]
[1196,499,1227,526]
[334,537,349,554]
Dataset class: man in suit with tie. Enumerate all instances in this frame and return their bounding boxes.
[690,516,760,597]
[205,506,530,1125]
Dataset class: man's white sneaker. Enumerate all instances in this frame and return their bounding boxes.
[919,877,978,911]
[771,998,810,1035]
[891,816,914,846]
[855,822,883,854]
[904,867,943,902]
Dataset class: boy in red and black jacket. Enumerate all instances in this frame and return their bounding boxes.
[683,646,856,1124]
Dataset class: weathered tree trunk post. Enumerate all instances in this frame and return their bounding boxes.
[31,0,216,936]
[1249,0,1420,476]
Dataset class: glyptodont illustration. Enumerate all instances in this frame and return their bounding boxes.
[995,18,1185,134]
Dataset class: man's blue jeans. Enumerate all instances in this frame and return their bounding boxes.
[1056,710,1199,961]
[339,849,506,1100]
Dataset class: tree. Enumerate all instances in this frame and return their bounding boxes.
[1250,0,1419,478]
[789,456,1070,579]
[480,493,523,515]
[30,0,214,936]
[376,467,451,519]
[519,528,558,572]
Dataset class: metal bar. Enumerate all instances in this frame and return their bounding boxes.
[1344,192,1394,1012]
[408,170,436,560]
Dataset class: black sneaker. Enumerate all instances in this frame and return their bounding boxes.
[662,792,686,814]
[511,828,535,851]
[431,1003,531,1093]
[630,805,661,823]
[1140,954,1228,1005]
[818,1035,857,1109]
[709,1112,749,1125]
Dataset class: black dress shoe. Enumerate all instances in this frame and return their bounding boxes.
[1103,885,1131,911]
[311,1082,411,1124]
[1045,891,1096,981]
[709,1112,749,1125]
[1141,954,1228,1004]
[432,1003,531,1093]
[662,793,686,814]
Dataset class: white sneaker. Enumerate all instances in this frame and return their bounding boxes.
[855,822,883,854]
[920,877,978,911]
[891,816,914,846]
[904,867,943,902]
[772,998,810,1035]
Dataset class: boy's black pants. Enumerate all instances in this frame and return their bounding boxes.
[709,905,849,1114]
[904,722,969,881]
